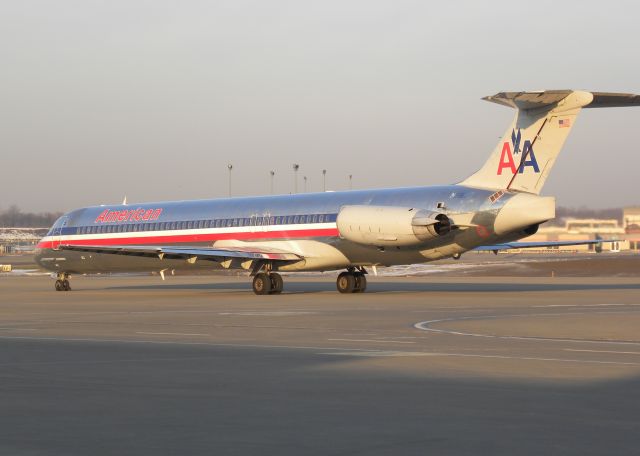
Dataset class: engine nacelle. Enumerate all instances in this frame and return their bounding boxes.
[336,205,451,247]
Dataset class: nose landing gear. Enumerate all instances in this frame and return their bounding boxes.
[337,267,367,294]
[54,273,71,291]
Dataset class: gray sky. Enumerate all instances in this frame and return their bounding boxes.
[1,0,639,212]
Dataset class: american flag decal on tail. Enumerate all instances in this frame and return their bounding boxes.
[559,118,571,128]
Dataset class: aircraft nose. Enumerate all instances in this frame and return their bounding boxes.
[494,193,555,235]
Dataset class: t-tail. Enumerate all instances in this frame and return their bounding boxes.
[461,90,640,194]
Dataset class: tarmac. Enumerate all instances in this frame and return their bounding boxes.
[1,264,640,455]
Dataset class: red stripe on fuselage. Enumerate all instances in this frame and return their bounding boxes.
[36,228,339,249]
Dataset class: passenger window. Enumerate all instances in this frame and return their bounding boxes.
[312,214,317,223]
[293,216,299,224]
[319,215,324,223]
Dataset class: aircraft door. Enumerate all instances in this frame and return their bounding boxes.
[262,212,270,233]
[51,216,69,250]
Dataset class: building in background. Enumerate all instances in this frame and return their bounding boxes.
[516,207,640,252]
[0,228,46,255]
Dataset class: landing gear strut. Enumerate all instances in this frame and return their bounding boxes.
[252,270,284,295]
[337,267,367,294]
[54,273,71,291]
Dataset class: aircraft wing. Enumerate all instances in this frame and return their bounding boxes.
[59,244,302,264]
[474,239,612,252]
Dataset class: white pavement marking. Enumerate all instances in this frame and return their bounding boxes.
[136,332,210,336]
[533,303,640,308]
[414,311,640,346]
[218,311,316,316]
[0,328,38,332]
[328,338,416,344]
[319,351,428,357]
[320,350,640,366]
[564,349,640,355]
[0,334,383,353]
[0,334,639,366]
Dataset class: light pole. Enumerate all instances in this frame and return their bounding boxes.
[292,164,299,193]
[270,170,275,194]
[349,174,353,190]
[322,169,326,192]
[303,176,307,193]
[227,164,233,197]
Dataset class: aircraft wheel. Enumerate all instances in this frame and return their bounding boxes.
[354,273,367,293]
[62,279,71,291]
[337,272,356,294]
[55,280,63,291]
[269,273,283,294]
[252,273,272,295]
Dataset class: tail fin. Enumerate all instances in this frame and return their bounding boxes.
[461,90,640,194]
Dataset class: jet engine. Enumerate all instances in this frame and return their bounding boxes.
[336,205,451,247]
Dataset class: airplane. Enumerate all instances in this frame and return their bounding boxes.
[35,90,639,294]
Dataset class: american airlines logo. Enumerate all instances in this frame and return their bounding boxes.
[95,208,163,223]
[496,128,540,175]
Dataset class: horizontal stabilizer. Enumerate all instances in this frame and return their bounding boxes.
[473,239,614,252]
[483,90,640,110]
[461,89,640,194]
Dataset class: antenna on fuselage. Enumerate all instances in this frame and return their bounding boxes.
[122,196,127,205]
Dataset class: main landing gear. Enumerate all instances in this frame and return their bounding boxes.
[252,272,284,295]
[336,268,367,294]
[54,273,71,291]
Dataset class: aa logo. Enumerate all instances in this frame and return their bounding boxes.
[496,129,540,175]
